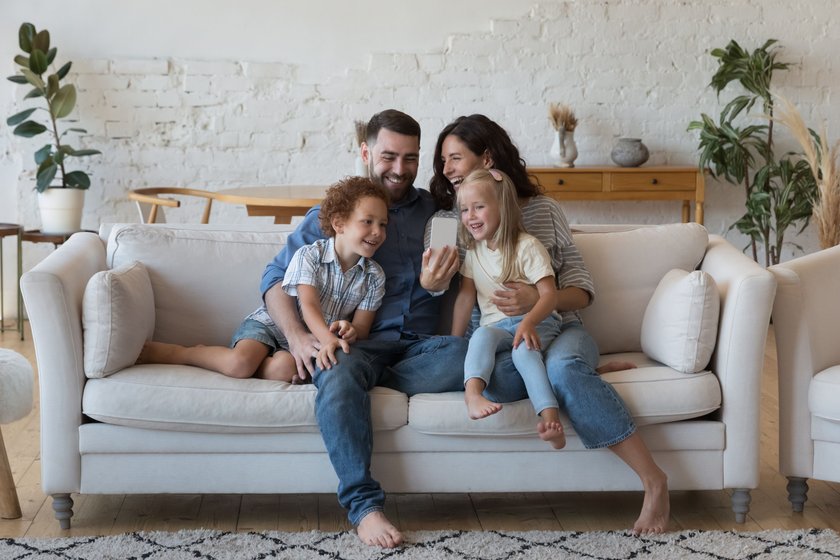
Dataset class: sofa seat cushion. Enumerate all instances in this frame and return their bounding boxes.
[809,365,840,435]
[408,353,721,435]
[82,364,407,433]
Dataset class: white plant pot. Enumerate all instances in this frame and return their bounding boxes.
[38,188,85,234]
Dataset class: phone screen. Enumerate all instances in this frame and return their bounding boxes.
[429,217,458,250]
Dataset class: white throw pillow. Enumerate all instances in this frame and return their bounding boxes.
[83,261,155,378]
[640,268,720,374]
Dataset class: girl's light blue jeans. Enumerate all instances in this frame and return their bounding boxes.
[481,320,636,449]
[464,315,563,415]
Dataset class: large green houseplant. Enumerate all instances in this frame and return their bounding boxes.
[5,22,101,233]
[688,39,817,266]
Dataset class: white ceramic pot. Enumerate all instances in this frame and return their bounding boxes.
[38,188,85,234]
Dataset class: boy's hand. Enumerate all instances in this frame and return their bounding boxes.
[316,337,351,370]
[513,322,541,351]
[330,320,357,344]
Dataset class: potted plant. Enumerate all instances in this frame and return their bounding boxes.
[5,22,101,234]
[688,39,817,266]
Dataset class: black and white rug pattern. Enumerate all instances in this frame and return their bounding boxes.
[2,528,840,559]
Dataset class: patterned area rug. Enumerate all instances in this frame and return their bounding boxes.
[2,528,840,559]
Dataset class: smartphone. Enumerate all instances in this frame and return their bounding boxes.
[429,217,458,250]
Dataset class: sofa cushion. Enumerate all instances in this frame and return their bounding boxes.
[106,224,294,347]
[809,365,840,427]
[574,223,709,354]
[641,269,720,373]
[82,364,408,433]
[408,354,721,435]
[83,261,155,378]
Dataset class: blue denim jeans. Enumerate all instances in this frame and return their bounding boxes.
[464,315,563,414]
[311,335,467,526]
[482,320,635,448]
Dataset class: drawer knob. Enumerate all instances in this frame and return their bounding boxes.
[558,179,565,185]
[650,178,658,185]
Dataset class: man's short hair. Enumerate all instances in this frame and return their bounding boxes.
[366,109,421,145]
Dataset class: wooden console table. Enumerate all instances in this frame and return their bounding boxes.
[528,166,705,224]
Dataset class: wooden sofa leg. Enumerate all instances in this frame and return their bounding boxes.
[0,428,22,519]
[52,493,74,529]
[731,488,751,523]
[786,477,809,512]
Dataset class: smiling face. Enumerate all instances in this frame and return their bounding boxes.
[362,128,420,202]
[332,196,389,269]
[458,180,501,249]
[441,134,493,192]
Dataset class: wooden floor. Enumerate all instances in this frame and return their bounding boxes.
[2,322,839,538]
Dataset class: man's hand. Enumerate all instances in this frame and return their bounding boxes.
[513,321,541,351]
[330,320,357,344]
[491,282,539,317]
[420,246,460,293]
[316,337,351,370]
[286,328,321,380]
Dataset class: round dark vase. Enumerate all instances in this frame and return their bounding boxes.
[610,138,650,167]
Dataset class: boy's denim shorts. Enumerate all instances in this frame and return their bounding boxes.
[230,318,289,356]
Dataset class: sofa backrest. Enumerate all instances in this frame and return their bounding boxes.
[105,222,709,352]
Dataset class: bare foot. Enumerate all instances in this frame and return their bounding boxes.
[356,511,403,548]
[632,472,670,535]
[136,341,184,364]
[465,393,502,419]
[596,360,636,374]
[537,420,566,449]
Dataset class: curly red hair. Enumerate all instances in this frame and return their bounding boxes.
[319,176,390,237]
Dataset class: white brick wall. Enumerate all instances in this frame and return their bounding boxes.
[2,0,839,317]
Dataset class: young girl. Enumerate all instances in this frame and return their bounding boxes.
[137,177,389,381]
[451,168,566,449]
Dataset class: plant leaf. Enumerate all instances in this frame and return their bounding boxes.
[47,74,59,98]
[34,144,52,165]
[51,84,77,119]
[7,75,28,84]
[6,108,36,126]
[14,55,29,67]
[24,87,45,99]
[46,47,57,65]
[64,171,91,189]
[33,29,50,53]
[19,23,36,53]
[21,68,45,90]
[29,49,48,75]
[69,149,101,157]
[36,160,58,191]
[56,61,72,80]
[13,120,47,138]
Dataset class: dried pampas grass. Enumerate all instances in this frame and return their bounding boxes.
[772,94,840,249]
[549,103,578,132]
[354,120,367,147]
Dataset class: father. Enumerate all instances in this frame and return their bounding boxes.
[260,109,466,548]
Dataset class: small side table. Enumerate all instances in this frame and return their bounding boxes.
[0,224,23,340]
[17,230,97,341]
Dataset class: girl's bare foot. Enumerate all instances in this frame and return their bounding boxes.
[596,360,636,374]
[537,420,566,449]
[632,472,670,535]
[465,393,502,419]
[356,511,403,548]
[136,341,184,364]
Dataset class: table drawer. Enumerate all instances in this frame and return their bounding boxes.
[609,172,696,192]
[534,172,603,193]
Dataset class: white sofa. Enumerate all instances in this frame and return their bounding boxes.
[21,222,776,529]
[770,244,840,511]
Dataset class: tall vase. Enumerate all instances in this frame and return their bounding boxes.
[550,129,568,166]
[558,129,578,168]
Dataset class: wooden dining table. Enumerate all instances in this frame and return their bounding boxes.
[214,185,328,224]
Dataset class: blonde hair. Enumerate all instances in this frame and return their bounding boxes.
[457,168,525,283]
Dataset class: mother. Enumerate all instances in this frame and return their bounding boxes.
[419,114,670,535]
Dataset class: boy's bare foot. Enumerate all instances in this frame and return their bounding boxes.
[537,420,566,449]
[465,393,502,419]
[632,472,670,535]
[356,511,403,548]
[136,341,183,364]
[596,360,636,374]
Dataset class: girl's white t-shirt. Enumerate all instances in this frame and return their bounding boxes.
[461,232,555,326]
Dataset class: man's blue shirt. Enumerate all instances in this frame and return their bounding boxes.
[260,185,440,340]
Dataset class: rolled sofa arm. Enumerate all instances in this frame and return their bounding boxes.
[700,235,776,489]
[769,244,840,479]
[20,232,106,495]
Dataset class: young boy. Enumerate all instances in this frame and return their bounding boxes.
[137,176,390,381]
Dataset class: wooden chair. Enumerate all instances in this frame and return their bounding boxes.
[128,187,216,224]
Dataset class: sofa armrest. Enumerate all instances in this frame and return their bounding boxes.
[700,235,776,489]
[769,244,840,479]
[20,232,106,495]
